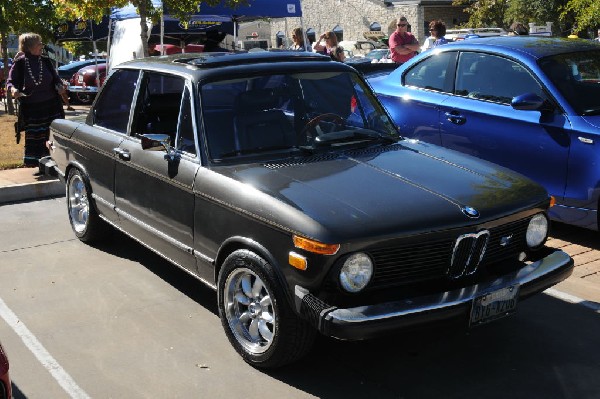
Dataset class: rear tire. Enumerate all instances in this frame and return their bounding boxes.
[66,168,109,243]
[76,92,95,105]
[217,249,316,368]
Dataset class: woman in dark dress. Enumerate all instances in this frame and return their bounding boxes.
[7,33,65,167]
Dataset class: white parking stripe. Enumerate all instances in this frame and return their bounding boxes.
[0,297,91,399]
[546,288,600,313]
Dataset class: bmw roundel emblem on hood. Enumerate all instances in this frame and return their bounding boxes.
[462,206,480,218]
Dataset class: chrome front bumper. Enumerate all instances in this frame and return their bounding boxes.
[68,85,99,93]
[295,249,573,340]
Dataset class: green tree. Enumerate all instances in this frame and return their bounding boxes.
[505,0,572,36]
[451,0,510,28]
[0,0,59,114]
[452,0,573,35]
[54,0,246,59]
[562,0,599,36]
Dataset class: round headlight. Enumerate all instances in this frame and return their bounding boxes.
[526,213,548,248]
[339,253,373,293]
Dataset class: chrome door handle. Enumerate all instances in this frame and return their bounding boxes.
[113,148,131,161]
[445,111,466,125]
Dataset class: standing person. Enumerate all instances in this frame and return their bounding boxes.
[314,31,346,62]
[389,16,420,64]
[509,22,529,36]
[6,33,65,168]
[594,29,600,42]
[288,27,308,51]
[429,19,448,48]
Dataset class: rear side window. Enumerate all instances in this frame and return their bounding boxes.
[404,51,455,92]
[455,52,544,104]
[93,69,139,133]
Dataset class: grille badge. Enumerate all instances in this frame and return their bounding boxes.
[500,234,513,247]
[462,206,480,218]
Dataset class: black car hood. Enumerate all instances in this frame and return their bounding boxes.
[213,141,547,242]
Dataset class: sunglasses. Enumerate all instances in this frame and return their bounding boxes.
[397,23,407,27]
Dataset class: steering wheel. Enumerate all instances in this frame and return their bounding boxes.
[300,113,346,140]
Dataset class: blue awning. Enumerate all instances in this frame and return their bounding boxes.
[113,0,302,20]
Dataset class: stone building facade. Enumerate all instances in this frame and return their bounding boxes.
[267,0,467,49]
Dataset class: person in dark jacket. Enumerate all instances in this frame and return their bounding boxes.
[7,33,65,168]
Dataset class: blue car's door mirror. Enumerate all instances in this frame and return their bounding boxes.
[511,93,547,111]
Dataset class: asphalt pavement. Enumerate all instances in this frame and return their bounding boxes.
[0,104,599,307]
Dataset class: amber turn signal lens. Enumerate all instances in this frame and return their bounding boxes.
[549,196,556,207]
[293,235,340,255]
[289,252,308,270]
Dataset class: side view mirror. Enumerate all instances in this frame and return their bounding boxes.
[511,93,552,112]
[141,134,179,161]
[141,134,171,151]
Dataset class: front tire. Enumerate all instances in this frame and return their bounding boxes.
[76,92,95,105]
[218,249,316,368]
[66,168,109,242]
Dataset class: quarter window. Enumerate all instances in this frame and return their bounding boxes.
[455,52,544,104]
[93,69,139,133]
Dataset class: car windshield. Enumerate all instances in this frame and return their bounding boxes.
[365,50,388,60]
[539,50,600,115]
[200,71,399,161]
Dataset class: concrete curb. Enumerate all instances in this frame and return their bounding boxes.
[0,179,64,204]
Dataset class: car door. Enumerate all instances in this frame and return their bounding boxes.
[375,51,456,145]
[114,72,199,274]
[80,68,140,224]
[439,51,571,201]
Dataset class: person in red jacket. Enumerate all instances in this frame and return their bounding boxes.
[388,16,420,64]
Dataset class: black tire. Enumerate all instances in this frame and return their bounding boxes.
[217,249,316,368]
[66,168,109,243]
[76,92,95,105]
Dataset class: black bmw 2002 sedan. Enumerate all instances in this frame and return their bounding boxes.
[46,51,573,368]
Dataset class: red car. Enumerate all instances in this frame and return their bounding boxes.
[0,340,11,399]
[67,62,107,105]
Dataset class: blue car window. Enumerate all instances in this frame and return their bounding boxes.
[404,51,454,92]
[455,52,543,104]
[539,51,600,115]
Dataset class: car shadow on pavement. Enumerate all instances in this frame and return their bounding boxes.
[89,230,218,315]
[266,294,600,398]
[551,221,600,250]
[83,223,600,399]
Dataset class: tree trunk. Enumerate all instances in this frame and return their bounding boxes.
[1,32,14,115]
[138,1,149,58]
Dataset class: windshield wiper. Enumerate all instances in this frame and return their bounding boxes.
[313,129,398,147]
[219,145,298,158]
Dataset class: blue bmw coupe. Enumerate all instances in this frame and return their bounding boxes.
[370,36,600,230]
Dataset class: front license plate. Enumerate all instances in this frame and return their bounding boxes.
[470,285,519,327]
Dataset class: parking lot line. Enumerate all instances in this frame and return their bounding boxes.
[0,297,91,399]
[546,288,600,313]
